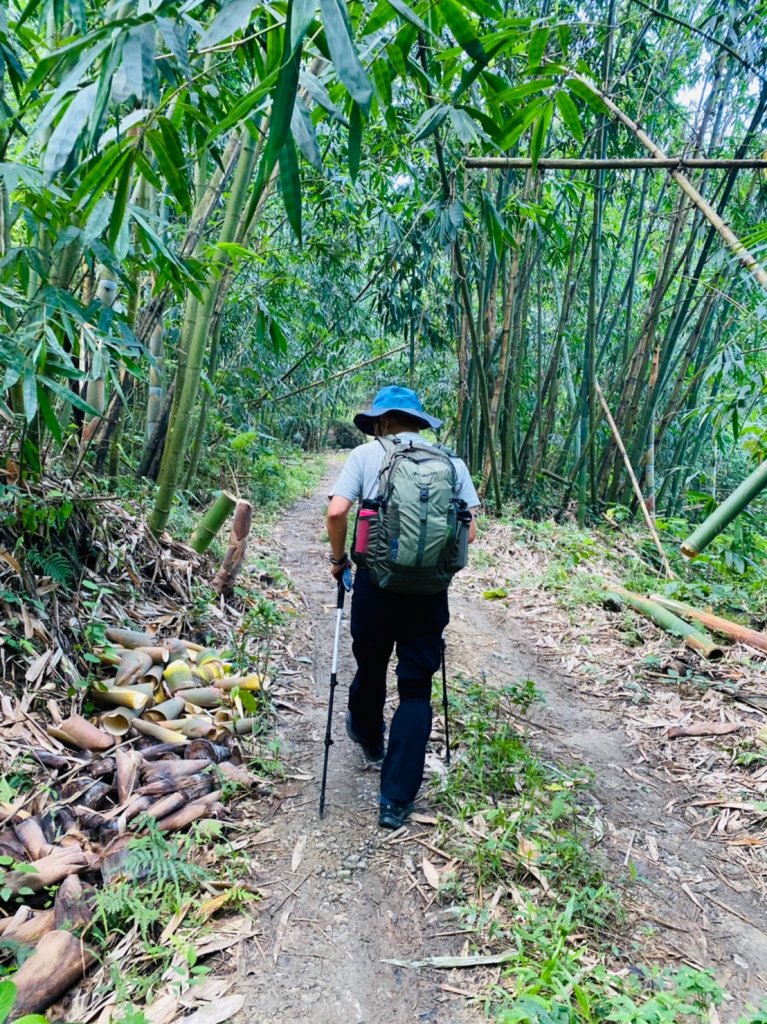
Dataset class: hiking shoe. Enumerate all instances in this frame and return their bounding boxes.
[345,711,384,764]
[378,800,413,830]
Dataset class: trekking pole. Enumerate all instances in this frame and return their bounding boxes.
[441,637,451,768]
[319,566,352,818]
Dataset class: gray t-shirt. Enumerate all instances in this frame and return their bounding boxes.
[330,433,480,508]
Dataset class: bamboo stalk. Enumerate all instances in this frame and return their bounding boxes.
[188,491,237,554]
[681,460,767,557]
[155,790,222,833]
[649,595,767,653]
[90,685,153,710]
[606,587,723,660]
[594,380,675,578]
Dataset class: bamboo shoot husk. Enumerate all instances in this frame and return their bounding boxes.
[29,749,70,772]
[90,684,153,710]
[189,491,237,554]
[156,790,222,833]
[115,749,141,803]
[10,929,96,1016]
[214,673,263,692]
[106,627,157,649]
[140,664,165,686]
[160,717,217,739]
[186,738,230,762]
[0,906,32,935]
[54,875,94,932]
[115,649,154,686]
[230,718,262,736]
[131,718,188,745]
[194,661,228,682]
[137,742,185,760]
[13,818,51,860]
[215,761,256,788]
[2,846,90,897]
[181,687,225,708]
[135,642,187,664]
[141,759,211,781]
[212,498,253,598]
[213,708,233,726]
[605,588,724,660]
[139,775,213,800]
[144,697,185,723]
[48,715,114,752]
[3,908,55,945]
[681,460,767,557]
[123,795,153,822]
[649,595,767,653]
[142,792,187,821]
[100,709,139,736]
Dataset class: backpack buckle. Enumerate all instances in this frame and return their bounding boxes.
[419,487,429,502]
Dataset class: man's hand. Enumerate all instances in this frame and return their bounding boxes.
[330,555,352,581]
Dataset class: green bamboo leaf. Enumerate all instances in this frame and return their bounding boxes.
[497,94,547,149]
[439,0,485,61]
[22,368,37,423]
[198,0,262,48]
[564,77,607,114]
[530,98,553,171]
[39,376,100,417]
[528,25,549,68]
[43,82,97,179]
[348,100,362,181]
[319,0,373,111]
[291,0,316,51]
[449,106,483,144]
[107,156,133,248]
[279,135,302,243]
[555,89,583,143]
[557,22,570,56]
[37,385,62,444]
[111,28,143,104]
[413,103,448,142]
[496,78,555,105]
[291,96,323,168]
[73,139,133,211]
[372,58,393,109]
[385,0,428,32]
[147,118,192,213]
[299,69,346,121]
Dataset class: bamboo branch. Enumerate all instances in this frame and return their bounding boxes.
[464,157,767,170]
[594,380,675,578]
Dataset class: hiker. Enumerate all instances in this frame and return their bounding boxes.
[326,385,479,829]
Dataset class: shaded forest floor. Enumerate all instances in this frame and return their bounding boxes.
[232,460,767,1022]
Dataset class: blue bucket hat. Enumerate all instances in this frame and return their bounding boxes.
[353,385,442,436]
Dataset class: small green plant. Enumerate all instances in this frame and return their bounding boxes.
[0,979,48,1024]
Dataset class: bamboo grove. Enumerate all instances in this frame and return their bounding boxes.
[1,0,766,534]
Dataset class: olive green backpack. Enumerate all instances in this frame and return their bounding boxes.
[351,436,470,595]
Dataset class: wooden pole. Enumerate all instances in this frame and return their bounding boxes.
[464,157,767,170]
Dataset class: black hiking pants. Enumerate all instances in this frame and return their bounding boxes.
[348,569,449,806]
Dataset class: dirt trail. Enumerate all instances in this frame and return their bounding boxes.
[235,464,766,1022]
[234,463,484,1024]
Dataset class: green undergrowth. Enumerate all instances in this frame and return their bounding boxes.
[490,505,767,622]
[431,678,767,1023]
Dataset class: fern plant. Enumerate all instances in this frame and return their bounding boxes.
[93,821,212,941]
[24,548,75,586]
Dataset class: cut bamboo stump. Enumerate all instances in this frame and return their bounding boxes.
[189,491,237,554]
[212,499,253,598]
[605,588,724,660]
[650,595,767,653]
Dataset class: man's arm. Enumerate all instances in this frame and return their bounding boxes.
[327,495,353,578]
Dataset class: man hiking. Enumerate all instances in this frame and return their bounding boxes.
[326,385,479,829]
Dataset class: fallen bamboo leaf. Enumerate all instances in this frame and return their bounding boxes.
[176,994,246,1024]
[422,856,440,889]
[383,949,517,969]
[667,721,742,739]
[291,835,307,873]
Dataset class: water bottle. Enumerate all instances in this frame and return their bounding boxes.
[354,506,377,556]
